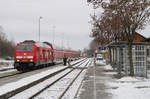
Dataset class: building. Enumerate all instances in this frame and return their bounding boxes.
[143,38,150,69]
[107,33,149,77]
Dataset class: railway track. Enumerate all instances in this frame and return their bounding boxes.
[11,58,91,99]
[58,59,91,99]
[0,67,14,72]
[0,64,62,79]
[0,58,89,99]
[0,70,21,79]
[0,58,86,79]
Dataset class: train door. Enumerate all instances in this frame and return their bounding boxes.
[42,49,46,64]
[53,49,56,62]
[36,47,40,65]
[40,48,43,62]
[48,49,50,61]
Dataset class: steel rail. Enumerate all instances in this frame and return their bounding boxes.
[29,59,87,99]
[0,58,84,79]
[0,58,87,99]
[0,67,14,72]
[58,59,90,99]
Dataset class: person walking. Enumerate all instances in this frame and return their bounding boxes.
[63,54,67,66]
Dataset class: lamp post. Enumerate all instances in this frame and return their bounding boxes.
[39,16,43,42]
[52,25,55,45]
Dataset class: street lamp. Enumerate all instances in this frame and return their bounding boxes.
[52,25,55,45]
[39,16,43,42]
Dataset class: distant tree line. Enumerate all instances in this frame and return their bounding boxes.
[83,39,98,57]
[0,26,15,58]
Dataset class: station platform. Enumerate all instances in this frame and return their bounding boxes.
[76,63,115,99]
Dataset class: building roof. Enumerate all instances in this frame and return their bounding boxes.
[107,41,148,48]
[143,38,150,42]
[136,33,146,40]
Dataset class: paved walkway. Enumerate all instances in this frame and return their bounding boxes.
[77,64,115,99]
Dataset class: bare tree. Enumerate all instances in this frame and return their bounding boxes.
[0,26,15,58]
[88,0,150,76]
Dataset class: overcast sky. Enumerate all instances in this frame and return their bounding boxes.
[0,0,150,50]
[0,0,93,50]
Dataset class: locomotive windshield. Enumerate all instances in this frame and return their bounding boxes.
[17,44,34,52]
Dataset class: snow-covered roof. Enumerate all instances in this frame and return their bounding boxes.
[106,41,148,48]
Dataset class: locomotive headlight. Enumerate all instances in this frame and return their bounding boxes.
[16,56,22,59]
[30,60,33,62]
[17,60,20,62]
[27,56,33,59]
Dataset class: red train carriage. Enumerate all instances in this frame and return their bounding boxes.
[14,40,53,71]
[64,50,80,61]
[14,40,80,71]
[44,42,64,63]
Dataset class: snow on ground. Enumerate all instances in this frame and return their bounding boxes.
[86,58,93,67]
[96,60,106,66]
[104,64,113,70]
[0,65,14,71]
[0,59,14,63]
[78,58,91,68]
[0,69,17,74]
[98,63,150,99]
[117,76,145,82]
[11,58,90,99]
[74,59,89,67]
[0,66,67,96]
[73,58,87,67]
[34,59,91,99]
[34,69,81,99]
[88,58,94,67]
[70,58,85,65]
[0,59,14,70]
[62,70,87,99]
[4,58,150,99]
[11,69,71,99]
[107,76,150,99]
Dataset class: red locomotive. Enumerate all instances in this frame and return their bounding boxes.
[14,40,80,71]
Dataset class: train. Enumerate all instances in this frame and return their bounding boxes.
[14,40,80,71]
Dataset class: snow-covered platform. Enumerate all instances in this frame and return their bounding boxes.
[76,63,150,99]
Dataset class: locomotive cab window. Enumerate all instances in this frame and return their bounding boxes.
[17,44,34,52]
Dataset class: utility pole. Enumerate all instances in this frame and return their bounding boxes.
[39,16,43,42]
[61,33,64,49]
[67,36,70,49]
[52,25,56,45]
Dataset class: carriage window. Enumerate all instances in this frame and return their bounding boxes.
[17,44,34,52]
